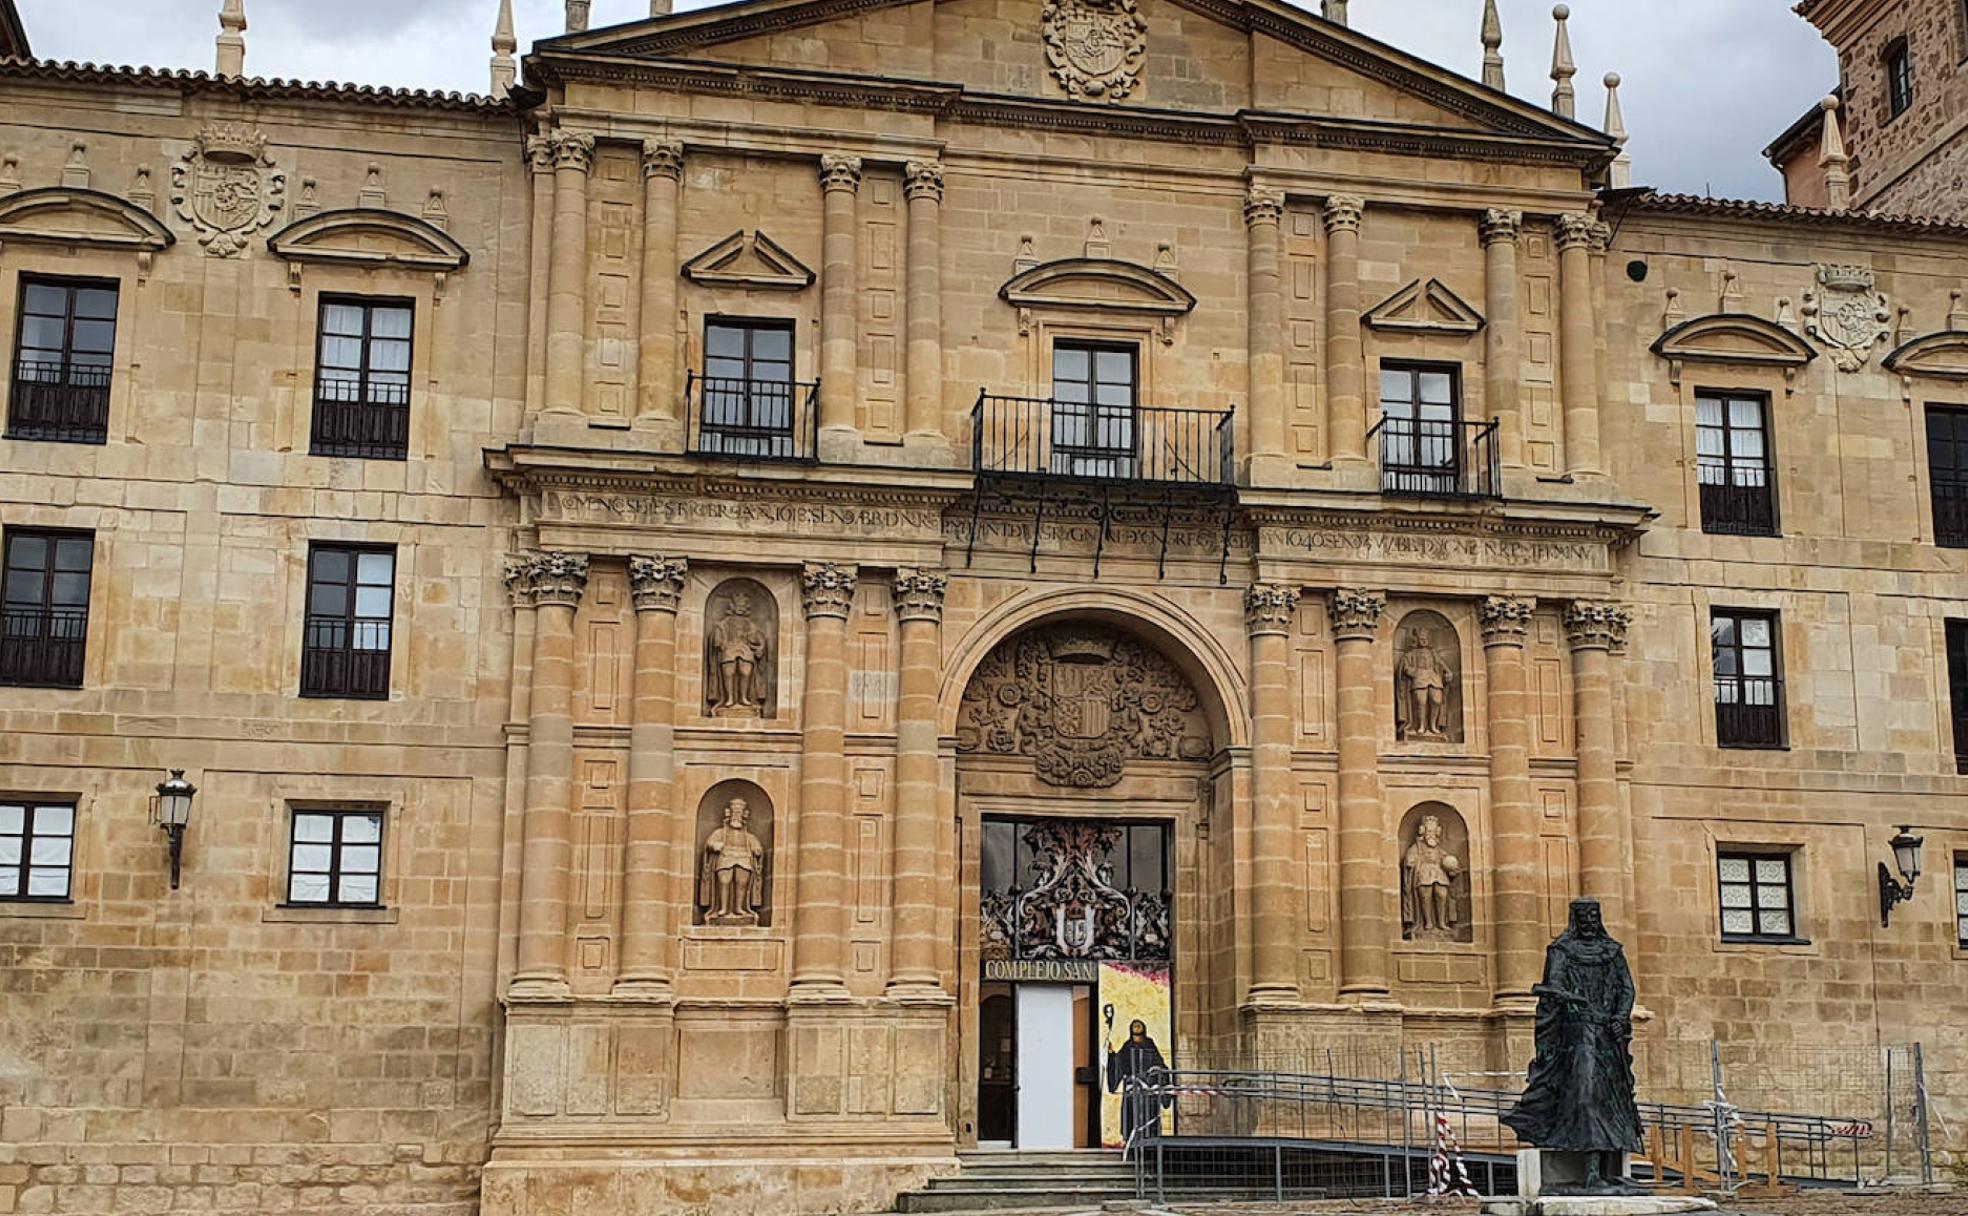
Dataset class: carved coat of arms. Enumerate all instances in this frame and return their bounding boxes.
[1802,264,1891,373]
[171,123,285,257]
[1042,0,1148,102]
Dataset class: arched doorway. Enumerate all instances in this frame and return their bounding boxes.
[951,616,1228,1151]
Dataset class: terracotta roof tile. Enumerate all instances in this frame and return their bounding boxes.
[1625,190,1968,240]
[0,56,517,115]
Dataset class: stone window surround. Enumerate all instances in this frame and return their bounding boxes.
[1709,605,1789,751]
[0,797,77,903]
[1882,35,1914,125]
[0,784,92,920]
[1713,843,1811,950]
[282,804,387,909]
[1954,851,1968,951]
[284,276,437,461]
[261,781,407,925]
[0,254,135,446]
[282,527,417,703]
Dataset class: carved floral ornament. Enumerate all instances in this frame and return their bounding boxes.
[505,550,590,608]
[627,555,688,613]
[1042,0,1149,102]
[1327,588,1386,641]
[904,160,945,202]
[1477,595,1536,645]
[1243,584,1301,635]
[171,122,285,258]
[801,562,858,618]
[893,569,948,623]
[1562,600,1630,651]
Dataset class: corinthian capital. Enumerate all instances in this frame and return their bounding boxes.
[641,140,683,181]
[525,135,556,176]
[1244,186,1285,229]
[1479,208,1522,246]
[506,549,590,609]
[893,568,948,623]
[551,131,596,174]
[801,562,858,619]
[628,555,688,613]
[1322,194,1365,235]
[818,154,863,194]
[903,160,944,202]
[1553,211,1596,253]
[1327,588,1386,642]
[1478,596,1537,646]
[1563,600,1631,651]
[1244,584,1300,636]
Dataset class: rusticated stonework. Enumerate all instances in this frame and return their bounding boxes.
[955,624,1210,787]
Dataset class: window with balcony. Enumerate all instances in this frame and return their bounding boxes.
[0,801,75,902]
[1927,404,1968,547]
[1949,620,1968,775]
[1049,341,1139,479]
[313,297,412,460]
[1886,37,1914,120]
[0,529,92,688]
[8,277,116,444]
[1372,363,1497,498]
[1712,609,1785,748]
[300,544,395,700]
[1717,850,1800,943]
[1696,391,1778,536]
[688,318,813,460]
[285,808,384,907]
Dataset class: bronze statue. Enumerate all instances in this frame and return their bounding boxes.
[1401,814,1462,939]
[1396,625,1456,741]
[1501,899,1646,1194]
[699,797,767,925]
[708,590,770,716]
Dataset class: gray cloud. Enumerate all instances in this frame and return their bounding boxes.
[20,0,1833,200]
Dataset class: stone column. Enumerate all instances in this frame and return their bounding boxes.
[1323,195,1367,463]
[508,550,590,995]
[524,136,555,417]
[1480,210,1524,469]
[903,161,944,444]
[1246,186,1287,480]
[817,155,863,450]
[888,569,949,1000]
[544,131,595,417]
[1479,596,1542,1004]
[1554,212,1600,476]
[1329,588,1389,1000]
[790,561,857,1000]
[615,555,687,996]
[637,141,683,430]
[1245,584,1302,1005]
[1565,600,1631,940]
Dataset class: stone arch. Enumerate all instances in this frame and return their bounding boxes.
[693,779,774,927]
[1393,608,1464,744]
[1398,801,1472,944]
[703,577,778,718]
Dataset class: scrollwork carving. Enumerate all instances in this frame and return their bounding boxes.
[171,123,284,258]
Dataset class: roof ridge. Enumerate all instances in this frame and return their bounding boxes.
[1631,190,1968,239]
[0,55,514,113]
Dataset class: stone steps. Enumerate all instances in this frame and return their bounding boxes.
[891,1150,1140,1213]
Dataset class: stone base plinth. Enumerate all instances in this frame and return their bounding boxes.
[482,1143,958,1216]
[1482,1200,1716,1215]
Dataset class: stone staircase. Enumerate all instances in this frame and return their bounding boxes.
[891,1149,1140,1212]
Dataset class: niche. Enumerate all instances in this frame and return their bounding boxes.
[1399,802,1473,944]
[702,578,778,719]
[1393,609,1464,744]
[693,779,775,928]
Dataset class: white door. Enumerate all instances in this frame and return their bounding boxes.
[1015,985,1075,1149]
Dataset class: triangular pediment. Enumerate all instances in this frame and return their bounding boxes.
[1885,331,1968,381]
[267,208,469,271]
[1364,278,1484,336]
[682,230,815,291]
[0,187,174,252]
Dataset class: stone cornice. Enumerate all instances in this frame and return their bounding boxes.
[1240,503,1648,549]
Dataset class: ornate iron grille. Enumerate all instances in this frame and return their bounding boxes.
[979,818,1171,965]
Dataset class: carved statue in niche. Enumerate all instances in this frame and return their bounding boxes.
[695,782,772,926]
[955,623,1212,788]
[1400,804,1473,944]
[703,579,776,718]
[1394,610,1463,744]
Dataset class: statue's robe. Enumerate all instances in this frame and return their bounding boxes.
[1105,1035,1169,1142]
[1500,929,1645,1153]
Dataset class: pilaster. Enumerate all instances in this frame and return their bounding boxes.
[1481,209,1525,470]
[1479,596,1540,1014]
[1555,212,1601,477]
[903,161,946,452]
[544,132,595,421]
[1246,185,1288,484]
[1565,600,1631,945]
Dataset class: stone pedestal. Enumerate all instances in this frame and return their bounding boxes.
[1487,1149,1716,1216]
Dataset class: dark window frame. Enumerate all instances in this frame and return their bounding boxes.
[311,295,415,460]
[1885,36,1915,121]
[0,526,93,689]
[8,273,118,444]
[1717,849,1804,944]
[299,542,397,701]
[1711,607,1787,749]
[282,807,386,908]
[1696,389,1780,537]
[1927,404,1968,548]
[1378,360,1466,493]
[0,799,77,903]
[1954,852,1968,949]
[1948,620,1968,776]
[1049,338,1142,478]
[695,316,802,458]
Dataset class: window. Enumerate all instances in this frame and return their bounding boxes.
[0,529,92,688]
[1696,391,1778,536]
[1886,38,1914,119]
[1949,621,1968,775]
[300,544,395,700]
[1378,364,1462,496]
[1927,405,1968,547]
[695,318,801,459]
[9,277,116,444]
[1050,340,1139,478]
[313,297,412,459]
[285,809,383,906]
[1712,609,1785,748]
[0,801,75,902]
[1955,854,1968,949]
[1718,851,1799,943]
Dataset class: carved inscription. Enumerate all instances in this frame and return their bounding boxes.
[541,490,945,539]
[1271,527,1607,575]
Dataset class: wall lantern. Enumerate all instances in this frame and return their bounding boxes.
[1877,823,1923,927]
[155,769,197,890]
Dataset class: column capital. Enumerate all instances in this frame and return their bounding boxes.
[1553,211,1597,253]
[1563,600,1630,651]
[640,140,683,181]
[903,160,944,202]
[1478,596,1537,646]
[627,555,688,613]
[525,134,556,177]
[551,131,596,175]
[1244,185,1285,228]
[1322,194,1365,234]
[818,153,864,194]
[1479,208,1522,246]
[1244,584,1300,636]
[1327,588,1385,641]
[893,568,947,624]
[507,549,590,609]
[1587,219,1614,255]
[801,562,858,619]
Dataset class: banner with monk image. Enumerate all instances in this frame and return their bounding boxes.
[1098,961,1172,1148]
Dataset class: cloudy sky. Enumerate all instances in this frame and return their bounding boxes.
[17,0,1834,201]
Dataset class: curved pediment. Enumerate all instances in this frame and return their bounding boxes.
[266,208,469,271]
[1885,331,1968,381]
[1651,313,1815,388]
[0,187,174,252]
[1000,258,1197,317]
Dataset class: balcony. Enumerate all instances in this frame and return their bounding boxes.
[300,616,392,700]
[1700,476,1779,537]
[1715,675,1785,749]
[685,373,819,463]
[312,376,410,460]
[971,393,1233,487]
[7,360,110,444]
[1369,416,1500,499]
[1935,480,1968,548]
[0,606,87,688]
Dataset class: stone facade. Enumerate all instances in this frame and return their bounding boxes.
[2,4,1968,1216]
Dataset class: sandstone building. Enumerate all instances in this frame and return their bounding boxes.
[2,0,1967,1213]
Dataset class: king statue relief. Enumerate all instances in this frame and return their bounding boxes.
[699,798,767,926]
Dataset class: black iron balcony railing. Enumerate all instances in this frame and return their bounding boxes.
[312,376,410,460]
[0,606,88,688]
[1368,416,1500,499]
[1934,480,1968,549]
[7,360,111,444]
[972,393,1233,487]
[300,616,392,700]
[1715,674,1786,749]
[685,372,819,463]
[1700,474,1779,537]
